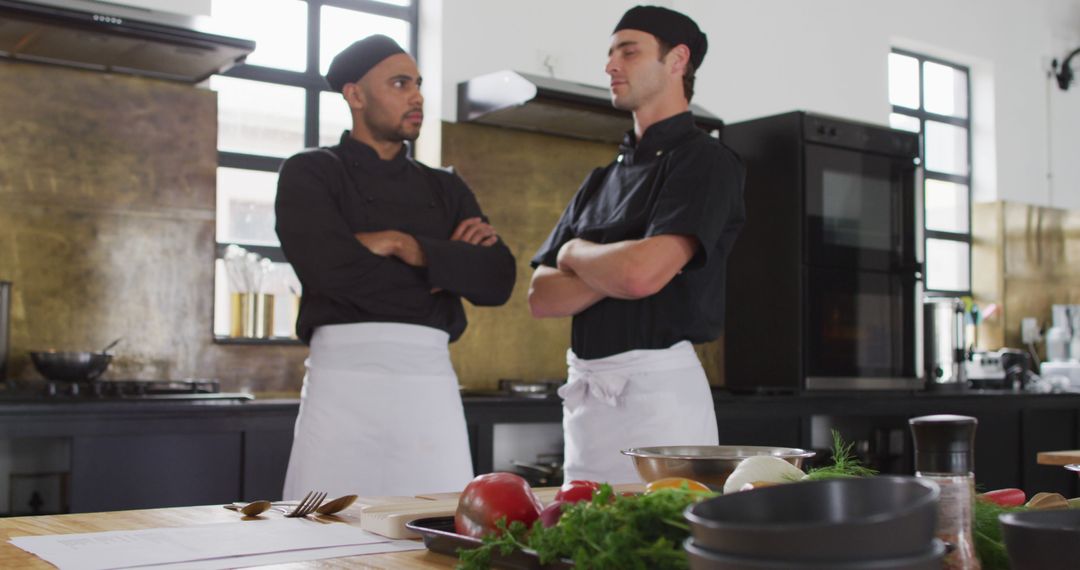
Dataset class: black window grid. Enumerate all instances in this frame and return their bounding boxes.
[214,0,419,255]
[891,48,973,297]
[212,0,419,342]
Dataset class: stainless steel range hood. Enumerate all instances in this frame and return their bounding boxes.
[0,0,254,83]
[457,70,724,144]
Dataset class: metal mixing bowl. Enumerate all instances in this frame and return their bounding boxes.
[621,445,815,488]
[29,351,112,382]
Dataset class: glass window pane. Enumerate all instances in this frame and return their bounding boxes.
[211,0,307,71]
[319,91,353,147]
[888,52,920,109]
[889,113,920,133]
[924,121,969,176]
[320,7,411,75]
[923,61,968,118]
[210,75,305,157]
[924,179,969,233]
[926,238,970,292]
[216,168,279,246]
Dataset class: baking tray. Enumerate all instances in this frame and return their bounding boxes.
[405,516,573,570]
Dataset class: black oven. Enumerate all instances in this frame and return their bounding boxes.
[722,111,922,392]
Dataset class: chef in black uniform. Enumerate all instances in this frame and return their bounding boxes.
[529,6,745,484]
[276,35,515,498]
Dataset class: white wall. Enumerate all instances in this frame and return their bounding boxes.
[429,0,1080,207]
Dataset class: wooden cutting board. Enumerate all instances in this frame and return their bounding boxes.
[1036,450,1080,465]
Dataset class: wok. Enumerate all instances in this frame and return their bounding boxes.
[29,338,120,382]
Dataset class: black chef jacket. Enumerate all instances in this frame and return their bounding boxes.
[531,112,745,360]
[276,132,516,344]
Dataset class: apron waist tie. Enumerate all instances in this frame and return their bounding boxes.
[557,371,629,412]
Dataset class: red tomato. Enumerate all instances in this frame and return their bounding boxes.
[979,488,1026,507]
[454,472,543,538]
[554,480,601,503]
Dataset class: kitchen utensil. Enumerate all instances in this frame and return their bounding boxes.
[315,494,358,515]
[29,350,112,382]
[621,445,815,488]
[685,537,946,570]
[239,500,271,516]
[999,510,1080,570]
[406,516,574,570]
[100,337,122,353]
[1066,463,1080,473]
[283,491,326,518]
[684,476,940,562]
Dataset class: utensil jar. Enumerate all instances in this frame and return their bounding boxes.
[229,293,274,339]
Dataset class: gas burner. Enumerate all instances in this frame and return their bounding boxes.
[0,379,253,402]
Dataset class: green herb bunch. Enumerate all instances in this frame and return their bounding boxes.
[973,499,1026,570]
[456,484,716,570]
[801,430,878,481]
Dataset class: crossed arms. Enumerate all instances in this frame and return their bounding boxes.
[527,234,698,318]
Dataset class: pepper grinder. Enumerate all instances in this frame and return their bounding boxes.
[909,414,980,569]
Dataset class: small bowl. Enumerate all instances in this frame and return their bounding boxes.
[684,476,940,562]
[29,351,112,382]
[620,445,814,488]
[685,537,946,570]
[1000,510,1080,570]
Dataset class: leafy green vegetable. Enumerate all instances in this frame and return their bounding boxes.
[456,484,715,570]
[973,498,1026,570]
[801,430,878,481]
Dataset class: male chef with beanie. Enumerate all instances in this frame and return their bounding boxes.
[276,35,515,498]
[529,6,746,483]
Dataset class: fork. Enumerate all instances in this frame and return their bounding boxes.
[283,491,327,518]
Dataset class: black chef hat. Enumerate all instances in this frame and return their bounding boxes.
[613,5,708,69]
[325,34,406,92]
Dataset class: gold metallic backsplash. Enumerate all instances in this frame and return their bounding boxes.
[972,201,1080,354]
[0,61,306,393]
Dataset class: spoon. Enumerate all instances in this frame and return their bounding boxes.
[239,500,272,516]
[1065,464,1080,473]
[315,494,358,515]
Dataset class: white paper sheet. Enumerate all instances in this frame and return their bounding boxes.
[9,518,424,570]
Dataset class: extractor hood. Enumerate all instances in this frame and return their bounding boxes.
[0,0,254,83]
[457,70,724,144]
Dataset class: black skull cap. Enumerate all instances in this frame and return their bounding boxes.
[325,34,406,92]
[613,5,707,68]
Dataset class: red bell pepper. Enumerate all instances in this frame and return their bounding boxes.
[979,488,1026,507]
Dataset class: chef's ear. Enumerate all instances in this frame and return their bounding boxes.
[343,82,365,110]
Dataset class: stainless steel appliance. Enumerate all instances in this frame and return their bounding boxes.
[0,281,9,382]
[924,297,966,390]
[723,112,922,392]
[0,0,254,83]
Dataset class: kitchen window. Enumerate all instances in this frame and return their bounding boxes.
[888,49,972,295]
[208,0,419,343]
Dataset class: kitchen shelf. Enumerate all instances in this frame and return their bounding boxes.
[212,336,303,347]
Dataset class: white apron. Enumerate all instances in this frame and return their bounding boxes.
[282,322,474,500]
[559,341,718,484]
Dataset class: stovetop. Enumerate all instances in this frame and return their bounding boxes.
[0,379,254,402]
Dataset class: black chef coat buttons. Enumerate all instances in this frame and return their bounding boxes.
[352,161,360,167]
[428,201,435,208]
[617,155,624,163]
[656,150,664,156]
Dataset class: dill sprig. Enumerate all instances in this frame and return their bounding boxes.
[801,429,878,481]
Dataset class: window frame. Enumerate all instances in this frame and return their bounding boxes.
[890,47,973,297]
[212,0,419,340]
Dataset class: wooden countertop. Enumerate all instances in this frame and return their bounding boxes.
[0,504,457,569]
[1037,450,1080,466]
